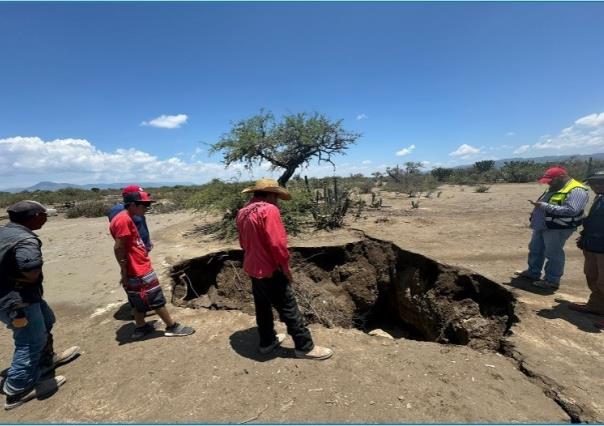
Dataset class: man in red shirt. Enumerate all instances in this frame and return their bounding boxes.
[109,188,194,339]
[236,179,333,360]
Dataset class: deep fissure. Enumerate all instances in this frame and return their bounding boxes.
[170,237,518,351]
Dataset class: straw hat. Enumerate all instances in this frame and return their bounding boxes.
[241,178,291,200]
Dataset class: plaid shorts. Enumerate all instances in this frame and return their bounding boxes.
[124,270,166,313]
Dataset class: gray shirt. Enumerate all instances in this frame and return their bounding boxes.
[0,222,44,304]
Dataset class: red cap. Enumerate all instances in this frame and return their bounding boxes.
[122,185,144,196]
[538,166,568,184]
[123,191,155,203]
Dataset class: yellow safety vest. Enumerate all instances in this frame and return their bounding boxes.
[542,178,588,229]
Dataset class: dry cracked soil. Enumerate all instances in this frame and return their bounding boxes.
[0,183,602,423]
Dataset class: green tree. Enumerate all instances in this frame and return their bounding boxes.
[210,110,361,186]
[474,160,495,173]
[431,167,454,182]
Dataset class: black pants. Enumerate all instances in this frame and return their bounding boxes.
[251,270,314,352]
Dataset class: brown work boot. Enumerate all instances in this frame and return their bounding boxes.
[4,375,66,411]
[295,345,333,360]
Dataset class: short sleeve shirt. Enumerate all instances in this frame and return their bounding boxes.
[109,211,153,277]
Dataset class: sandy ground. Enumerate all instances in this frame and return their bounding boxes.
[0,182,601,422]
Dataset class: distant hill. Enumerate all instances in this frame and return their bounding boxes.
[1,181,197,193]
[459,152,604,169]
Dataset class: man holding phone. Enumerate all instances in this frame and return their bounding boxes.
[516,166,589,290]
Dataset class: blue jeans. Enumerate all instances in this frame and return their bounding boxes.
[0,300,55,395]
[527,228,576,285]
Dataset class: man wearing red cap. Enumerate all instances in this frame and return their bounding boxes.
[109,188,195,339]
[108,185,152,253]
[517,166,589,290]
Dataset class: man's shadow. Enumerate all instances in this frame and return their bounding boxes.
[113,302,157,321]
[229,327,296,362]
[115,320,164,346]
[505,276,558,296]
[537,298,602,333]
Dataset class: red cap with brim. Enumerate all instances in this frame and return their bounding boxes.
[538,166,567,184]
[123,191,155,203]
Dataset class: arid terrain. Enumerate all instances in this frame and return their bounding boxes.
[0,183,602,423]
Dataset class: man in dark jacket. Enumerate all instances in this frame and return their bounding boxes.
[0,201,79,410]
[571,172,604,329]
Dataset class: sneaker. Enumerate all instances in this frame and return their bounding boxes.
[164,322,195,337]
[4,375,66,411]
[259,333,286,354]
[568,303,604,316]
[131,321,158,340]
[40,346,80,376]
[531,280,559,290]
[295,345,334,360]
[514,270,539,281]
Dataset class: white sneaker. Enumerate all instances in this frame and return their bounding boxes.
[40,346,80,376]
[295,345,333,360]
[4,375,66,411]
[259,333,286,354]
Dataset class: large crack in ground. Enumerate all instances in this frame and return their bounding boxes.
[170,238,517,350]
[499,341,594,423]
[169,237,592,422]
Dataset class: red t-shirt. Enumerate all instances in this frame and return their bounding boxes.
[236,198,290,279]
[109,210,153,277]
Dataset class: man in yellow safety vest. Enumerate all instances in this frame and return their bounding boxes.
[516,166,589,290]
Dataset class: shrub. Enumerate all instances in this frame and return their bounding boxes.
[185,179,314,239]
[474,185,490,193]
[65,201,112,218]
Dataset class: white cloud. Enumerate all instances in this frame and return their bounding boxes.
[362,160,372,164]
[506,132,516,137]
[449,144,480,158]
[575,112,604,128]
[0,136,240,186]
[395,144,416,156]
[141,114,188,129]
[513,145,530,154]
[0,136,383,188]
[356,113,368,121]
[531,111,604,151]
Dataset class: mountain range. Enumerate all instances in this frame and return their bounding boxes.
[1,181,197,193]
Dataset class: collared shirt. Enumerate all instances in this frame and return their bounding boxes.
[530,187,589,231]
[236,197,290,279]
[0,222,44,303]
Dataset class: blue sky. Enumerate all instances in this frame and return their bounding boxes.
[1,2,604,188]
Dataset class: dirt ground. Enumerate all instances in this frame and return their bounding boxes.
[0,183,602,422]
